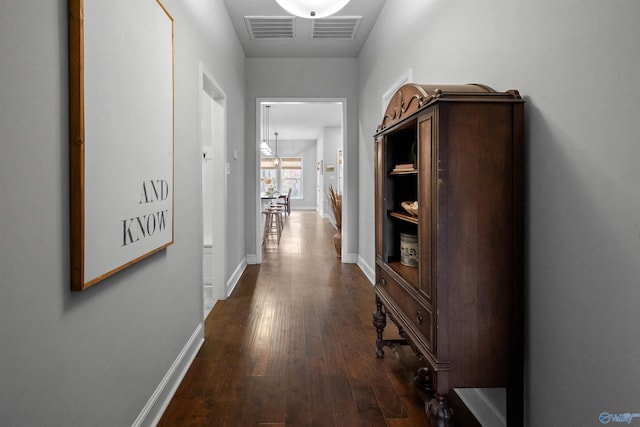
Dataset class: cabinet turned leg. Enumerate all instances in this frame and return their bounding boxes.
[426,394,453,427]
[372,295,387,358]
[413,367,433,393]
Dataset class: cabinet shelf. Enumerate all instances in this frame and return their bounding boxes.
[387,261,419,288]
[390,211,418,224]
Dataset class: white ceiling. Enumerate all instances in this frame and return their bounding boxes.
[223,0,385,141]
[262,102,343,141]
[223,0,386,58]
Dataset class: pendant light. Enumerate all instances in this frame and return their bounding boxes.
[275,0,351,19]
[273,132,281,168]
[262,105,272,156]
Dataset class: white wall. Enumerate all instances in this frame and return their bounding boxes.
[321,126,342,225]
[276,139,318,209]
[358,0,640,425]
[0,1,244,425]
[181,0,247,286]
[245,58,358,260]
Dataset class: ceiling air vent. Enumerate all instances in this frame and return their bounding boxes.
[312,17,361,40]
[244,16,295,40]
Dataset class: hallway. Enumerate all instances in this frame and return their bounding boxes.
[159,211,431,426]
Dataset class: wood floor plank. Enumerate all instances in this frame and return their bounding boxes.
[233,375,264,425]
[307,355,334,427]
[327,373,362,426]
[368,357,408,419]
[159,212,432,427]
[284,355,311,426]
[261,357,287,423]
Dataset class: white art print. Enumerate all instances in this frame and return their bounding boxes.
[69,0,174,290]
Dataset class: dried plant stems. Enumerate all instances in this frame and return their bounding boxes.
[327,184,342,230]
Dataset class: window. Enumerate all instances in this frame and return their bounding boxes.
[280,157,302,199]
[260,156,303,199]
[260,157,278,193]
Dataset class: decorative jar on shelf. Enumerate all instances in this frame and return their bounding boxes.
[400,233,418,267]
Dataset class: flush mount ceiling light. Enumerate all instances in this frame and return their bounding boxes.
[275,0,351,19]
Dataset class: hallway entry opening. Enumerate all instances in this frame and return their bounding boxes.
[255,99,346,264]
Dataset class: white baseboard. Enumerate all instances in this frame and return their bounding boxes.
[226,256,247,297]
[133,323,204,427]
[454,388,506,427]
[357,255,375,285]
[342,253,358,264]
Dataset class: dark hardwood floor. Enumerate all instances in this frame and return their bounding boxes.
[159,211,432,426]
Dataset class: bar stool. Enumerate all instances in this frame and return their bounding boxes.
[262,205,284,245]
[269,202,285,227]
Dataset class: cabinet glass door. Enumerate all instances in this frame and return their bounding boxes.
[381,122,419,290]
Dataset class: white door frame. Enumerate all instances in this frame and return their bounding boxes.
[200,64,228,315]
[255,97,347,264]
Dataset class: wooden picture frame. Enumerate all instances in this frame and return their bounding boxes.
[69,0,174,291]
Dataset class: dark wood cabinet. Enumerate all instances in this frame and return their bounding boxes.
[372,84,524,425]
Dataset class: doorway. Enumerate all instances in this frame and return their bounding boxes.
[255,98,346,264]
[201,67,227,317]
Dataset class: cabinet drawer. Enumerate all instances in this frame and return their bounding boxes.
[377,266,433,352]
